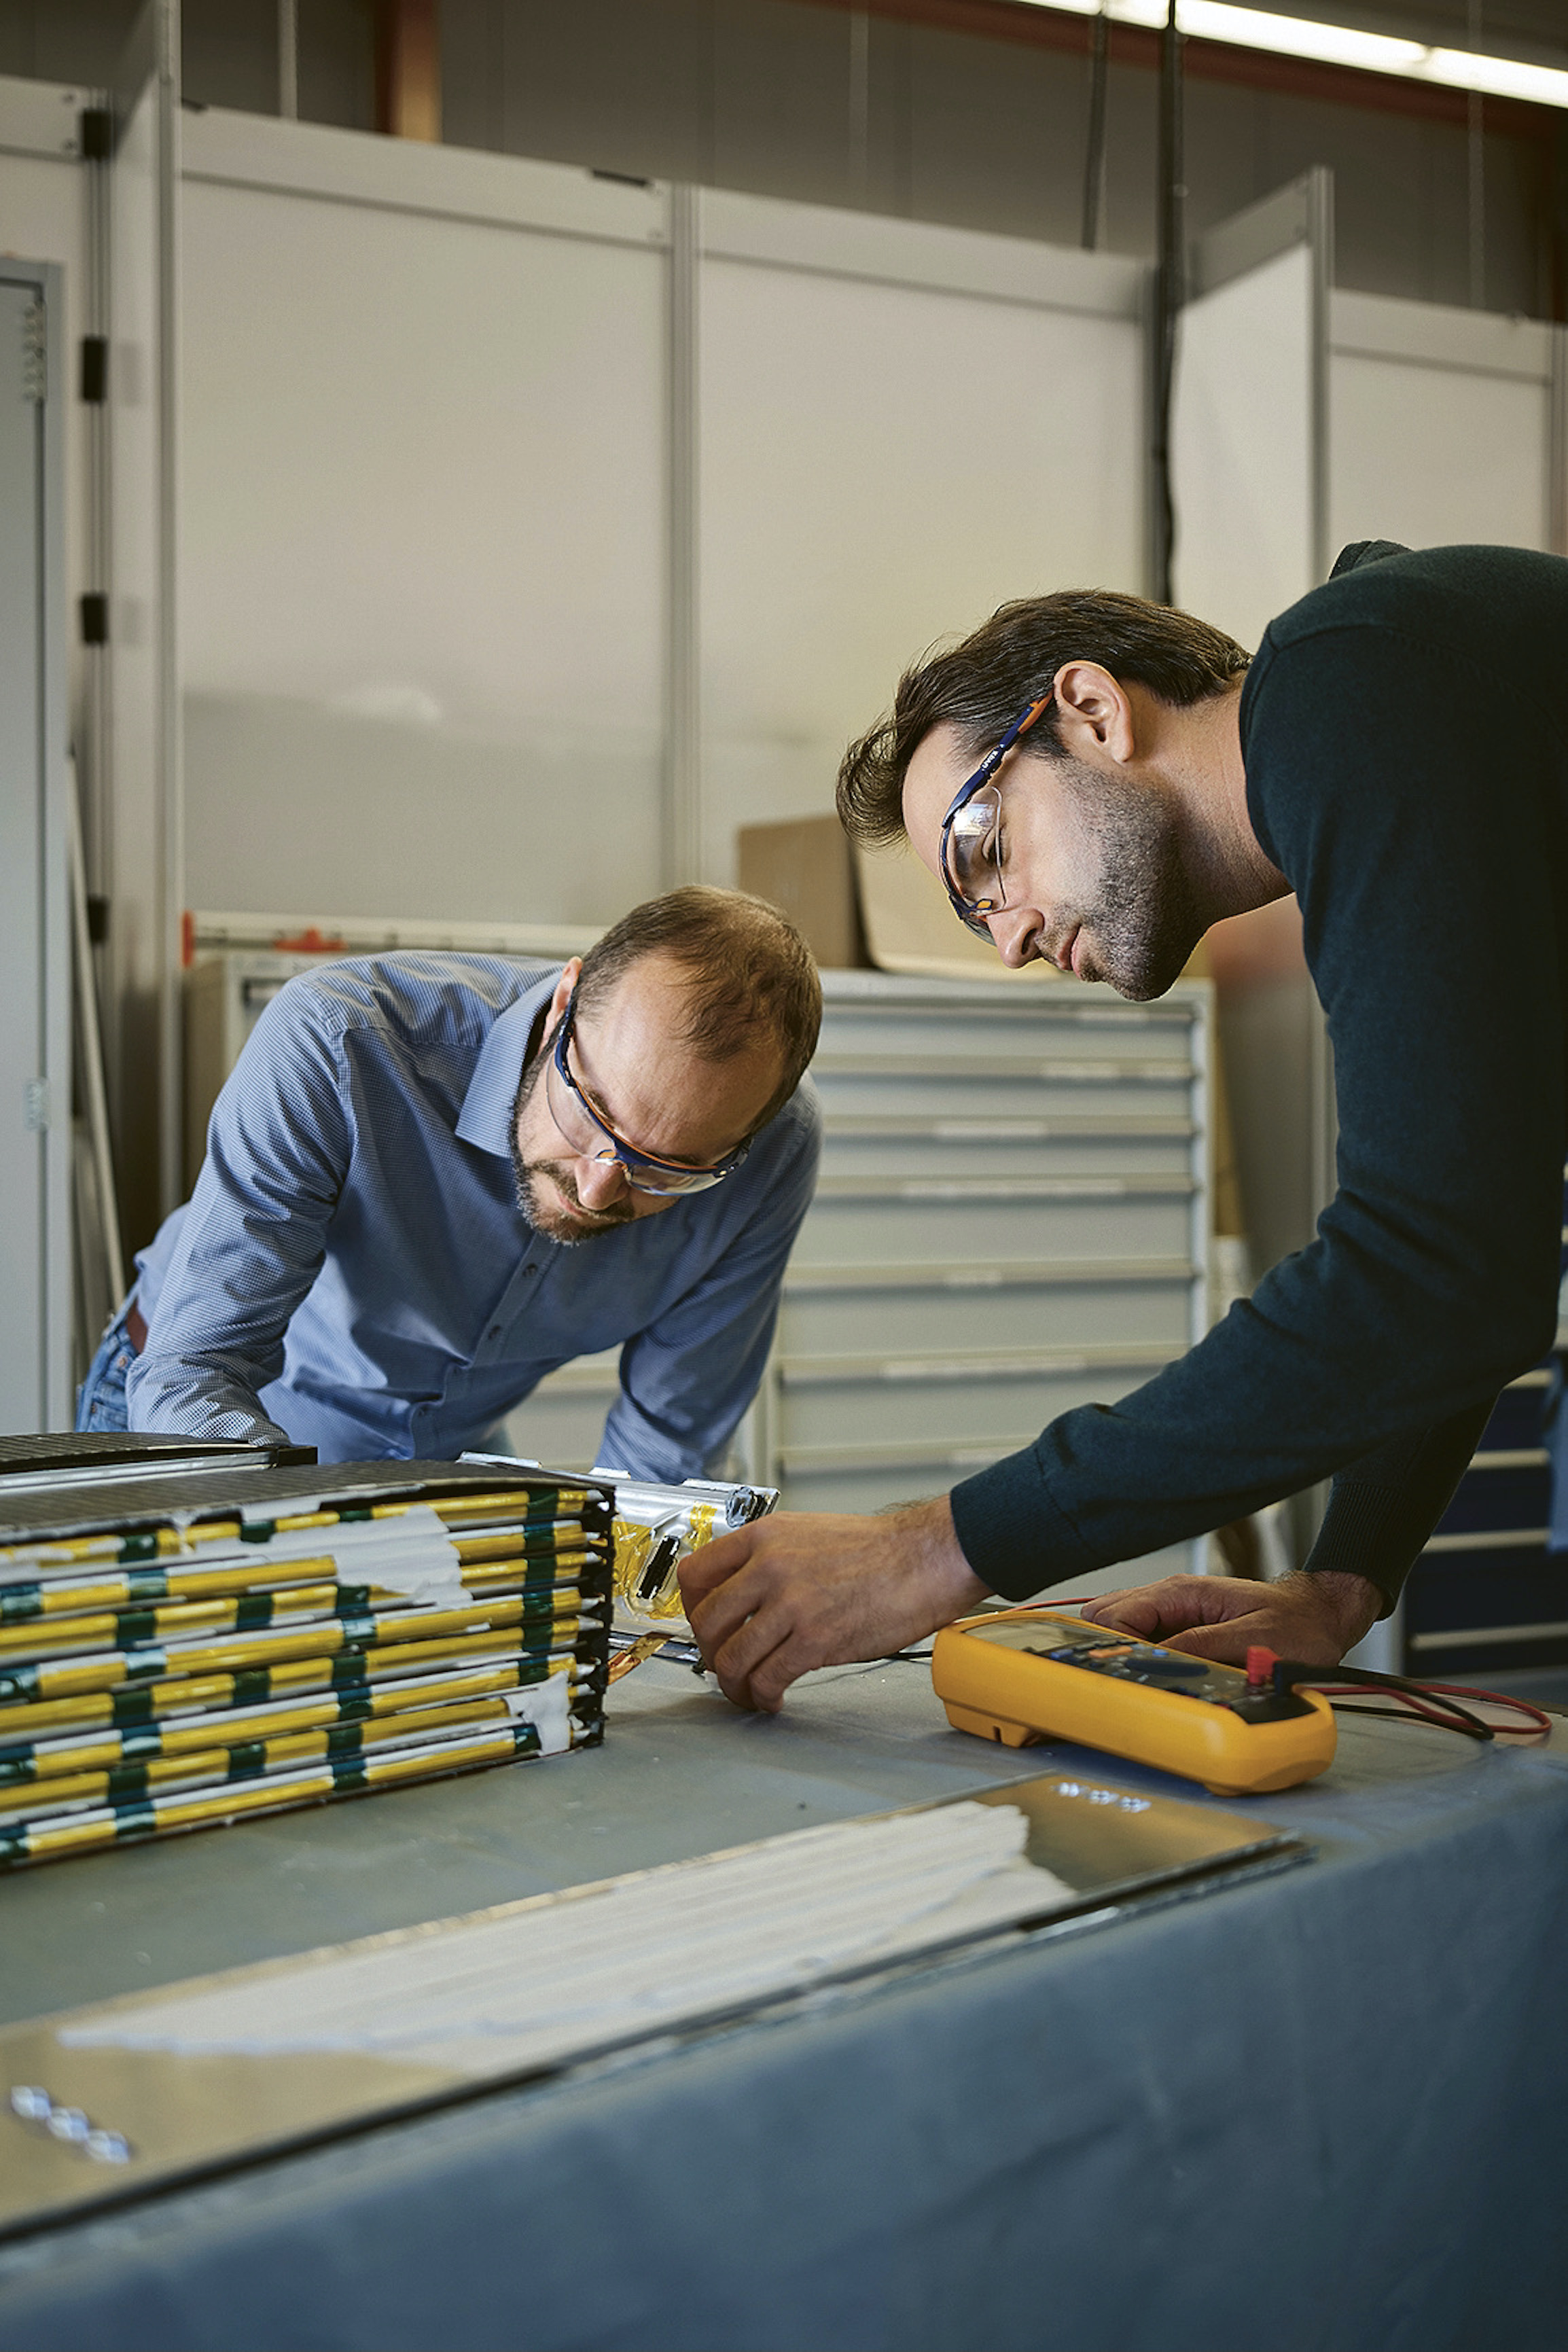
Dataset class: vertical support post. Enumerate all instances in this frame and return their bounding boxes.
[105,0,184,1247]
[1467,0,1486,310]
[847,12,870,202]
[1080,2,1109,253]
[1549,323,1568,557]
[1152,0,1183,603]
[1305,164,1334,588]
[156,0,183,1222]
[278,0,299,121]
[666,183,701,887]
[82,94,113,988]
[1188,982,1213,1575]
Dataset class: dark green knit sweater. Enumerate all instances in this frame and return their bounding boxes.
[951,541,1568,1611]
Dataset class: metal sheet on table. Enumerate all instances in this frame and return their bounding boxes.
[0,1770,1305,2244]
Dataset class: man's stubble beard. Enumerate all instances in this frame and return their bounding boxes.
[1056,756,1205,1001]
[509,1044,635,1245]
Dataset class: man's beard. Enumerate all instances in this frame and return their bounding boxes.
[509,1047,635,1245]
[1054,758,1205,1001]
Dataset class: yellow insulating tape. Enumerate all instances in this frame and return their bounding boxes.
[611,1502,721,1620]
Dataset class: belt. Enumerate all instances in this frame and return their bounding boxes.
[125,1301,149,1355]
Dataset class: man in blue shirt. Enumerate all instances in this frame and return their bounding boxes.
[77,888,822,1474]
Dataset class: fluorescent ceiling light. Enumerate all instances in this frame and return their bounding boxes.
[1025,0,1568,110]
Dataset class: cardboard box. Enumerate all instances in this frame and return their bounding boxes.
[736,815,868,969]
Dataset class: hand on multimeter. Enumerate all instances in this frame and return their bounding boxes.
[1075,1568,1383,1669]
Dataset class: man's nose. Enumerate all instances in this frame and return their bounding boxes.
[986,906,1043,969]
[575,1152,630,1208]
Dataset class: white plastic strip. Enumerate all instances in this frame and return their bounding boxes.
[214,1505,471,1609]
[65,1803,1067,2078]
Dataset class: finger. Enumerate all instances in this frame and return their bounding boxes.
[1073,1588,1140,1624]
[1162,1620,1265,1664]
[677,1525,755,1605]
[711,1605,798,1713]
[686,1563,771,1661]
[1093,1576,1271,1636]
[1074,1588,1183,1637]
[745,1628,831,1713]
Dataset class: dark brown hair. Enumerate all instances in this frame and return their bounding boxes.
[836,589,1251,847]
[576,886,821,1130]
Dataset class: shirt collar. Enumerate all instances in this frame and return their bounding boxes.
[456,966,561,1159]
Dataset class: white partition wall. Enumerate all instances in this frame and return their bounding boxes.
[1171,173,1337,1342]
[178,117,669,934]
[1329,292,1567,557]
[1171,172,1331,654]
[0,260,71,1430]
[696,194,1150,883]
[170,118,1158,933]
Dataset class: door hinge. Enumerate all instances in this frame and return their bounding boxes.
[79,108,113,162]
[20,301,45,405]
[79,335,107,404]
[80,592,109,646]
[23,1081,50,1135]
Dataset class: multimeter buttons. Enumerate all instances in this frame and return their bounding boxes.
[1120,1647,1209,1680]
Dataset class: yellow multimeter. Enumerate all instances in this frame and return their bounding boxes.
[931,1609,1337,1796]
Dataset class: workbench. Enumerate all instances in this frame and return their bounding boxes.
[0,1658,1563,2352]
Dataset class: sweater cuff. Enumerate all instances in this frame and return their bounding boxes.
[949,1445,1097,1602]
[1299,1485,1411,1618]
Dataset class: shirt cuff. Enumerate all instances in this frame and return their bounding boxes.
[949,1445,1097,1602]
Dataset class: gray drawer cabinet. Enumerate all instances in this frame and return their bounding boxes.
[749,974,1213,1584]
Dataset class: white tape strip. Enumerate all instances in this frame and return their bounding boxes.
[501,1671,573,1756]
[214,1505,469,1609]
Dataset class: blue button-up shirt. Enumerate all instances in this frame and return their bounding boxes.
[127,955,820,1472]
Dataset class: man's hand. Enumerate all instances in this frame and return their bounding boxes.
[1075,1567,1382,1667]
[679,1499,988,1713]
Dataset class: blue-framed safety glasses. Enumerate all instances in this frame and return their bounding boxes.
[938,692,1053,936]
[546,991,751,1196]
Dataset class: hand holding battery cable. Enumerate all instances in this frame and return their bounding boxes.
[679,1497,988,1712]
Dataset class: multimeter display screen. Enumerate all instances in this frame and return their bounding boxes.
[969,1618,1313,1720]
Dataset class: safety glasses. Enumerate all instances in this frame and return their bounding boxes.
[938,693,1053,936]
[546,992,750,1196]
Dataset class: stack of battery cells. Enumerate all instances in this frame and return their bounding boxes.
[0,1460,613,1869]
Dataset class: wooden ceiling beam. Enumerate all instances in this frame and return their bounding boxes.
[374,0,442,143]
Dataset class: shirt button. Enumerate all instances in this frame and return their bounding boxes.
[521,1266,537,1279]
[487,1326,501,1339]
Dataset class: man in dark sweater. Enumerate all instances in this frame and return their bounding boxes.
[682,541,1568,1709]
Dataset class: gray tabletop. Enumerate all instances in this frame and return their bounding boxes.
[0,1660,1565,2352]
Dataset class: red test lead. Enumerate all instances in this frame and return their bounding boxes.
[1246,1646,1278,1689]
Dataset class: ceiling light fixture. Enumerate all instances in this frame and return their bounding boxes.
[1022,0,1568,110]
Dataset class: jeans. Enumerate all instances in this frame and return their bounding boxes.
[75,1307,135,1434]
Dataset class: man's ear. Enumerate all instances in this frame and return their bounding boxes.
[1052,661,1137,762]
[547,957,583,1027]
